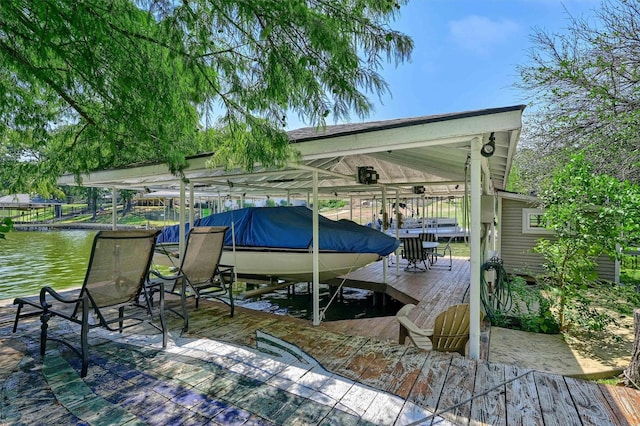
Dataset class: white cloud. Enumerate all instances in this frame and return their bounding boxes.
[448,15,521,55]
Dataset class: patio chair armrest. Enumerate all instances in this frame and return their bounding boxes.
[409,327,434,338]
[397,316,433,337]
[145,279,165,293]
[148,269,181,281]
[218,264,234,274]
[155,244,179,258]
[39,286,83,307]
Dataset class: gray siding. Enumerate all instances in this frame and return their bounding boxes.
[499,198,616,282]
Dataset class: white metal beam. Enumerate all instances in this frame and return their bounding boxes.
[112,187,117,230]
[469,137,482,360]
[179,181,186,258]
[312,171,320,326]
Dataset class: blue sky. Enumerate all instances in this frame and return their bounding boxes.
[288,0,602,129]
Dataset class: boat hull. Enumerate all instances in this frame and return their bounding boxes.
[154,245,381,282]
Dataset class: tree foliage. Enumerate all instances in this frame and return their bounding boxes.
[0,0,413,194]
[535,153,640,330]
[0,217,12,240]
[516,0,640,192]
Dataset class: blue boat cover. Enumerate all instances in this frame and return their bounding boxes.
[157,206,400,256]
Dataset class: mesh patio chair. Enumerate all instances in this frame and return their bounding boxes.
[418,232,436,242]
[396,303,483,356]
[400,236,429,272]
[431,236,453,271]
[149,226,234,332]
[12,230,165,377]
[419,232,437,264]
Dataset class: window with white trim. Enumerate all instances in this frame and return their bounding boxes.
[522,208,553,234]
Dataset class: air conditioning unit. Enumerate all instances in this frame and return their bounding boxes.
[412,185,425,194]
[357,167,379,185]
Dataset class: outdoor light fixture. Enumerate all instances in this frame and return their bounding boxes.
[481,132,496,158]
[413,185,425,194]
[357,166,379,185]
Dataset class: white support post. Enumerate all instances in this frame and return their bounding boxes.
[189,182,195,227]
[381,187,387,232]
[421,195,426,234]
[179,181,186,259]
[112,187,117,230]
[496,196,503,257]
[483,169,494,259]
[349,195,353,221]
[469,137,482,360]
[381,188,388,282]
[312,171,320,326]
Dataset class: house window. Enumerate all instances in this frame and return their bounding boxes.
[522,208,553,234]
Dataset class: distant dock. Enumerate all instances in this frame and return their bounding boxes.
[12,222,149,231]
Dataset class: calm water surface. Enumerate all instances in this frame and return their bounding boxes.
[0,230,96,301]
[238,283,403,321]
[1,230,401,320]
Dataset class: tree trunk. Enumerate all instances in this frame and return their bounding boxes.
[624,309,640,389]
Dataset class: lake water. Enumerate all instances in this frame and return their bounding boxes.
[0,230,97,301]
[236,282,403,322]
[0,230,402,320]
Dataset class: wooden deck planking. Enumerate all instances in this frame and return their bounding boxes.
[503,365,544,426]
[7,248,640,425]
[563,377,624,426]
[384,346,431,399]
[436,355,478,425]
[319,256,472,344]
[346,340,409,390]
[4,296,640,425]
[469,361,507,426]
[168,279,640,426]
[310,334,371,373]
[278,324,351,358]
[406,350,454,414]
[534,372,582,426]
[599,384,640,425]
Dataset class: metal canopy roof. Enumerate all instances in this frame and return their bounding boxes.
[58,105,525,199]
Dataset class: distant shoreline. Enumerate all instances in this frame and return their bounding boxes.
[12,223,154,231]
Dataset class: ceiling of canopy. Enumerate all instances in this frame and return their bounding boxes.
[58,105,525,201]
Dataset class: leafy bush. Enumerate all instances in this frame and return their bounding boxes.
[499,277,560,334]
[535,153,640,330]
[318,199,347,209]
[0,217,13,240]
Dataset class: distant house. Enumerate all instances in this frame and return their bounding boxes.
[0,194,63,221]
[496,191,617,283]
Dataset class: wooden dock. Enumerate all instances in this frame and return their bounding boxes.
[174,296,640,425]
[2,255,639,424]
[321,255,473,345]
[169,256,640,425]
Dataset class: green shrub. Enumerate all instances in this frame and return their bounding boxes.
[508,277,560,334]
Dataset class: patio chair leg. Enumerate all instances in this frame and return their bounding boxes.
[181,282,189,333]
[228,286,235,318]
[159,288,167,348]
[399,324,408,345]
[13,303,23,333]
[80,303,89,378]
[118,306,124,333]
[39,311,50,356]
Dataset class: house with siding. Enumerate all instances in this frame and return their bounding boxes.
[495,190,618,283]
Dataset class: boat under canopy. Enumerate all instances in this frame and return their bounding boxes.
[156,206,400,281]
